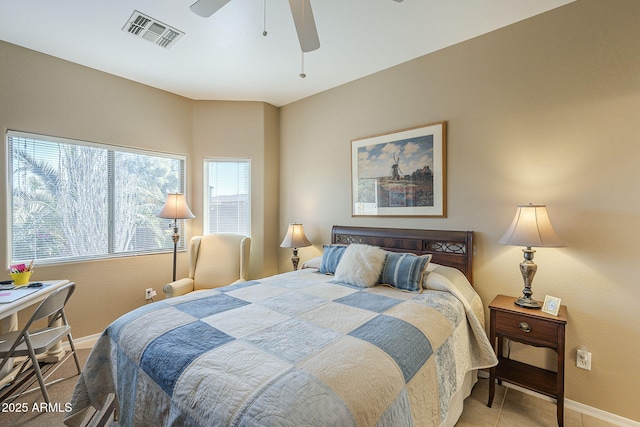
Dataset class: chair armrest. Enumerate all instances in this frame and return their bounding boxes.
[163,278,195,298]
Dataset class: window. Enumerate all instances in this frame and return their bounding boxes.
[7,130,186,264]
[203,159,250,236]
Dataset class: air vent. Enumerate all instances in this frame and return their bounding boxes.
[123,11,184,49]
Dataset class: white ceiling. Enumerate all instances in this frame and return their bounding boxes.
[0,0,574,107]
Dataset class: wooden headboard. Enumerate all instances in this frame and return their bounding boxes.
[331,226,474,285]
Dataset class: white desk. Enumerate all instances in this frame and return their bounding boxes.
[0,279,71,380]
[0,279,70,320]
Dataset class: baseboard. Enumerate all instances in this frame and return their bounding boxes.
[477,370,637,426]
[565,399,640,427]
[64,332,101,351]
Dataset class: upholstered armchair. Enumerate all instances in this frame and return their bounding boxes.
[163,233,251,298]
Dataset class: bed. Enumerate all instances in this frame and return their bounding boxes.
[65,226,497,426]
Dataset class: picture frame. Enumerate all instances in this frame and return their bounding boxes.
[351,122,447,217]
[542,295,562,316]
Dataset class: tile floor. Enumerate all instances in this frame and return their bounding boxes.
[458,378,620,426]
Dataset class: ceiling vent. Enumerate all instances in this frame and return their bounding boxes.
[123,11,184,49]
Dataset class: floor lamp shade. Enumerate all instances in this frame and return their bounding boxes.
[500,204,566,308]
[158,193,195,281]
[158,193,195,220]
[280,223,312,271]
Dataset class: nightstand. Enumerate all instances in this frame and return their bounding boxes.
[487,295,567,426]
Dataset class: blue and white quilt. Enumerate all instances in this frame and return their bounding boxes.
[66,266,497,427]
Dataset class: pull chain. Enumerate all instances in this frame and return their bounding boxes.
[299,0,306,78]
[262,0,267,36]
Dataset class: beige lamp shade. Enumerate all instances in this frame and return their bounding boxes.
[280,223,312,248]
[281,223,311,271]
[499,204,566,248]
[158,193,195,220]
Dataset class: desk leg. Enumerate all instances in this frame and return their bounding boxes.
[43,313,65,363]
[0,313,17,335]
[0,314,18,384]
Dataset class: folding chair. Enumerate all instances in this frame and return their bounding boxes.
[0,282,81,403]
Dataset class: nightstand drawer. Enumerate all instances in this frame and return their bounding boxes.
[494,310,558,347]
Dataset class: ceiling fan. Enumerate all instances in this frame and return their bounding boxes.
[190,0,403,53]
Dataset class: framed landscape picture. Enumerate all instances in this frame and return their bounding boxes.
[351,122,446,217]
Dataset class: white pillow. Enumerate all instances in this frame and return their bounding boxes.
[334,244,386,287]
[301,256,322,270]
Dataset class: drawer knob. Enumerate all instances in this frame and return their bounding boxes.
[518,322,532,333]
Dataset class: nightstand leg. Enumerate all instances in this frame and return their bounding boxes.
[495,335,504,386]
[488,369,495,407]
[557,326,565,426]
[557,398,564,426]
[488,309,497,407]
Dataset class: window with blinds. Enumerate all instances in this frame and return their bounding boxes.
[204,159,251,236]
[7,130,187,264]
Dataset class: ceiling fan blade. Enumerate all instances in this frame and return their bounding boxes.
[190,0,232,18]
[288,0,320,52]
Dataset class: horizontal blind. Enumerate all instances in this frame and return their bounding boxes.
[7,130,186,264]
[204,159,251,236]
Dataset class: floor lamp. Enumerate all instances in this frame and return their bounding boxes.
[158,193,195,282]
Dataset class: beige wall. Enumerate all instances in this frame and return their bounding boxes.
[190,100,280,279]
[280,0,640,421]
[0,42,279,339]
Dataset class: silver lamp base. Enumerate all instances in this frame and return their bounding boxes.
[516,248,541,309]
[514,296,542,309]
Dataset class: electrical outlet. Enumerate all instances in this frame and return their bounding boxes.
[145,288,156,300]
[577,348,592,370]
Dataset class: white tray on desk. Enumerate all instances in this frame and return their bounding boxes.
[0,286,41,303]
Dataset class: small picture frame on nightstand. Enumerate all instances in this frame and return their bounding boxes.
[542,295,562,316]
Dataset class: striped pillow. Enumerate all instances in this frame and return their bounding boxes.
[380,252,432,292]
[319,245,347,274]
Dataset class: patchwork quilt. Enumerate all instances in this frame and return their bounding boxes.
[65,267,497,427]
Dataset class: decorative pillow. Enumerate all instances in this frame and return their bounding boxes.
[334,244,386,287]
[380,252,432,292]
[319,244,347,274]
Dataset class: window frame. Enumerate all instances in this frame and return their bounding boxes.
[6,130,188,265]
[203,157,251,237]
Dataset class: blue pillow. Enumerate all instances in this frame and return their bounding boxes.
[380,252,432,292]
[319,245,347,275]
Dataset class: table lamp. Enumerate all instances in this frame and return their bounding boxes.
[499,203,566,308]
[158,193,195,281]
[280,223,311,271]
